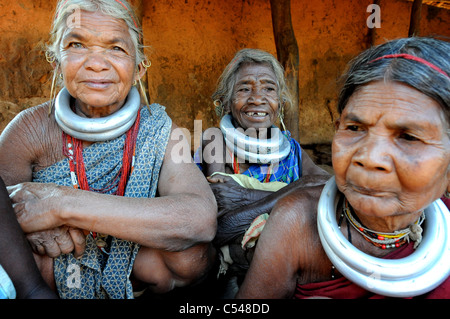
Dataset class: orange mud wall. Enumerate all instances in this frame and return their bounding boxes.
[0,0,449,146]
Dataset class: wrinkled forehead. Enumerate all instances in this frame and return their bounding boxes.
[343,81,449,134]
[61,10,133,46]
[235,63,277,84]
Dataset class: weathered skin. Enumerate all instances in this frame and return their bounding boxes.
[236,81,450,299]
[0,11,218,294]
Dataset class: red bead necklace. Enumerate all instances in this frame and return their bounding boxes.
[62,109,141,254]
[343,199,424,250]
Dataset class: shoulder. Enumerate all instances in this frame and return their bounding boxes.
[1,101,59,143]
[4,101,54,131]
[0,101,59,184]
[202,127,223,139]
[201,127,224,148]
[141,103,171,126]
[271,185,324,234]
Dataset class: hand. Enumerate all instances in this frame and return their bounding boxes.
[26,227,86,258]
[7,182,69,233]
[207,175,255,216]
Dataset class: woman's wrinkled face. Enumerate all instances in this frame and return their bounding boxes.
[59,10,138,113]
[332,81,450,219]
[229,63,280,130]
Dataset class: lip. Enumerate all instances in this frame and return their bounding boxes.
[81,80,114,89]
[350,183,392,197]
[242,110,270,121]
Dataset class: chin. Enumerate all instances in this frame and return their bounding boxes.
[345,192,398,218]
[80,93,122,108]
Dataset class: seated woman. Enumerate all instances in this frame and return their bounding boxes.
[196,48,329,294]
[1,0,217,299]
[0,176,57,299]
[236,37,450,299]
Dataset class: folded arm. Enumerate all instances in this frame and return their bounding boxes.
[7,123,217,251]
[0,176,57,299]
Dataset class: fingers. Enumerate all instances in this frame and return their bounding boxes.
[207,173,237,183]
[207,176,225,183]
[26,227,87,259]
[54,226,75,255]
[69,228,86,259]
[27,232,63,258]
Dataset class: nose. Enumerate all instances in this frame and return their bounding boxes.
[247,90,265,105]
[352,134,393,172]
[84,50,111,72]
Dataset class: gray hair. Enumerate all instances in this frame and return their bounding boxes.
[212,48,293,117]
[338,37,450,127]
[46,0,145,66]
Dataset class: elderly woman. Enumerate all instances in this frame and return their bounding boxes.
[236,37,450,299]
[197,48,329,296]
[0,0,217,299]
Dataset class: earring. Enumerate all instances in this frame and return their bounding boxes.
[45,51,56,64]
[214,99,223,117]
[141,60,151,69]
[138,78,151,115]
[278,102,287,132]
[445,191,450,199]
[48,69,59,116]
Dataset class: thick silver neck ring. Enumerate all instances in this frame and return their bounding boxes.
[54,87,141,142]
[317,176,450,298]
[220,114,291,164]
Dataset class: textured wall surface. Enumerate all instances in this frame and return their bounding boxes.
[0,0,448,147]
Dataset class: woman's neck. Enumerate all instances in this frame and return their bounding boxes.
[232,120,272,140]
[74,99,124,118]
[353,209,423,233]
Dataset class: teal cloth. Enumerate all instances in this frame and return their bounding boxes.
[0,264,15,299]
[33,104,172,299]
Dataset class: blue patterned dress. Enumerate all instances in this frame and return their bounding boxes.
[33,104,172,299]
[195,131,302,184]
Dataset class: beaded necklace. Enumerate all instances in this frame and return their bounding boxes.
[343,199,425,250]
[229,149,272,183]
[62,110,141,254]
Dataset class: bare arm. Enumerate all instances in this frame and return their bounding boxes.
[211,173,330,246]
[236,186,323,299]
[132,243,216,293]
[235,193,304,299]
[0,176,57,299]
[0,105,87,257]
[9,123,217,251]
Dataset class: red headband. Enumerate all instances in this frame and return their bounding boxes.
[369,53,449,78]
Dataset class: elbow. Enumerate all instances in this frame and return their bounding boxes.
[196,195,217,244]
[196,196,217,243]
[179,193,217,248]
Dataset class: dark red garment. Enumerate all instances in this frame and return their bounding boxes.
[441,196,450,211]
[294,243,450,299]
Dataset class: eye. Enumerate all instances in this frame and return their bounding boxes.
[346,124,361,131]
[238,87,250,93]
[398,132,420,142]
[69,42,83,49]
[112,46,126,52]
